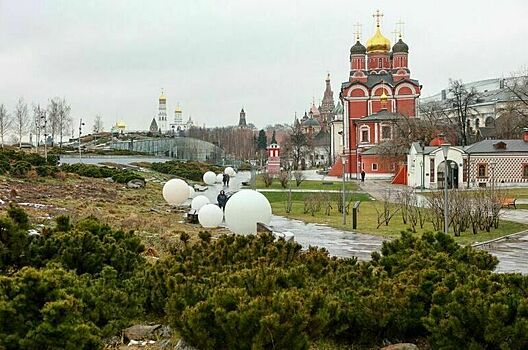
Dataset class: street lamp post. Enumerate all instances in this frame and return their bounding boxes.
[78,118,85,162]
[420,141,425,191]
[287,158,293,213]
[441,142,450,235]
[41,110,48,163]
[341,153,347,225]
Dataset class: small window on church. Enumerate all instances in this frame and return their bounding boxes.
[378,58,383,67]
[381,126,391,140]
[372,163,378,171]
[361,129,369,143]
[523,164,528,178]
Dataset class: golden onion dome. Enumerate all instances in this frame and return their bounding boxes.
[116,120,126,129]
[159,93,166,101]
[380,90,388,103]
[366,25,391,54]
[175,106,182,113]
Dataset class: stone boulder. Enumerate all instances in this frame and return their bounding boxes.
[127,179,146,189]
[174,339,198,350]
[123,324,161,341]
[381,343,419,350]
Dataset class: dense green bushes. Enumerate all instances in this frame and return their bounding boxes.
[2,205,528,349]
[143,231,528,349]
[0,149,58,178]
[150,160,222,181]
[59,163,144,184]
[0,210,146,349]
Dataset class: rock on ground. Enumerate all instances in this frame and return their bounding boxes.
[381,343,419,350]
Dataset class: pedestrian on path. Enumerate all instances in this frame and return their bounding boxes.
[361,170,366,182]
[217,190,228,210]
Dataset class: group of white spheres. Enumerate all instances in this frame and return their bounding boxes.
[224,167,236,177]
[203,171,217,185]
[162,179,190,206]
[225,190,272,235]
[216,173,224,183]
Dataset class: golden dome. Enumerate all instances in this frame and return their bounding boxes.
[380,90,388,103]
[175,106,182,113]
[115,120,126,129]
[159,93,166,101]
[366,25,391,54]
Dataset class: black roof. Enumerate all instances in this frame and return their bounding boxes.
[357,108,401,122]
[392,38,409,53]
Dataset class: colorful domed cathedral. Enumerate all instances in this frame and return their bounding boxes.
[329,10,421,179]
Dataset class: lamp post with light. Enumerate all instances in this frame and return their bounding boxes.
[78,118,85,162]
[341,153,347,225]
[441,141,450,235]
[287,158,293,213]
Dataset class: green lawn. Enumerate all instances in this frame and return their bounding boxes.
[270,200,528,246]
[503,188,528,199]
[255,175,358,191]
[261,191,371,204]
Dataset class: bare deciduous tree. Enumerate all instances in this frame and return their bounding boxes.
[13,98,30,148]
[0,104,12,148]
[32,104,43,148]
[93,115,104,133]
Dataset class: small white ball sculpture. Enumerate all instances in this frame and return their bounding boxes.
[198,204,224,228]
[216,173,224,183]
[225,190,272,235]
[191,195,210,211]
[162,179,190,206]
[188,186,195,199]
[224,167,236,177]
[203,171,217,185]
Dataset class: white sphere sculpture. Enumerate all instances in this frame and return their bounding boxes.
[188,186,195,199]
[162,179,190,206]
[203,171,217,185]
[225,190,272,235]
[216,173,224,183]
[224,167,236,177]
[198,204,224,228]
[191,195,210,211]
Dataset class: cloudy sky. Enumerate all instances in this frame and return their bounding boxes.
[0,0,526,132]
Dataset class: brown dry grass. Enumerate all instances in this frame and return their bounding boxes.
[0,174,229,257]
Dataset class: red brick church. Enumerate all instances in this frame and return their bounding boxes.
[329,10,421,180]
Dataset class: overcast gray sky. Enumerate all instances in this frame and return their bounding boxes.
[1,0,527,131]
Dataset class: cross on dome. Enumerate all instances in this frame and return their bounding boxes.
[373,9,383,27]
[396,19,405,38]
[353,22,362,41]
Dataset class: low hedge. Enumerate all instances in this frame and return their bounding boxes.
[59,163,144,184]
[149,160,222,182]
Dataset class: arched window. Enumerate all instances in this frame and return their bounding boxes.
[475,118,480,128]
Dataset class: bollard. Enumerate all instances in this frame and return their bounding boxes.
[352,201,360,230]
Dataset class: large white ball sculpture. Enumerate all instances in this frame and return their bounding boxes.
[224,167,236,177]
[198,204,224,228]
[203,171,217,185]
[162,179,190,206]
[191,195,210,211]
[216,173,224,183]
[188,186,195,199]
[225,190,272,235]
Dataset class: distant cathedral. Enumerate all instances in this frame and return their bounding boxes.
[150,90,193,134]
